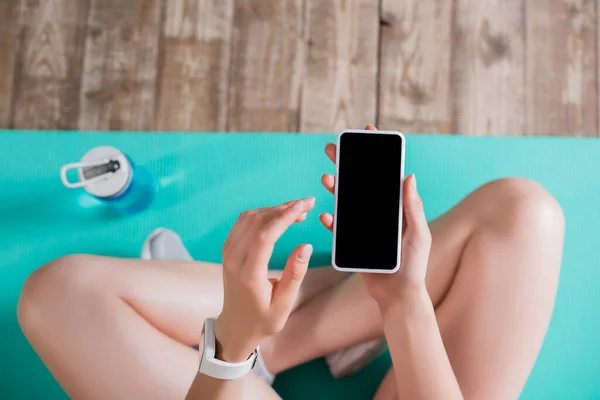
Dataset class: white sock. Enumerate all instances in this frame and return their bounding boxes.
[325,338,387,379]
[253,349,275,386]
[141,228,276,385]
[141,228,193,261]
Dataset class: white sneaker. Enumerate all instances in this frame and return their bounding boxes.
[141,228,193,261]
[325,338,387,378]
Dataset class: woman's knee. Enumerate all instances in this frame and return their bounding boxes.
[475,177,565,239]
[17,254,103,339]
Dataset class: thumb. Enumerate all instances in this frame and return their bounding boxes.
[271,244,312,318]
[402,174,431,249]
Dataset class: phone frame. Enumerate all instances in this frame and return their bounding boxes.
[331,129,406,274]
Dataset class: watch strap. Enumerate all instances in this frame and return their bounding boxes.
[198,317,258,380]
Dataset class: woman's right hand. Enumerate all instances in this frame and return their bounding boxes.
[213,198,316,363]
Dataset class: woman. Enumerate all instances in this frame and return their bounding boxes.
[17,126,564,399]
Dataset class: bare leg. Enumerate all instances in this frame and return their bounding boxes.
[17,258,345,399]
[17,178,563,399]
[262,178,563,400]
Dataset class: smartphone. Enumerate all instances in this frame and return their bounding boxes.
[331,129,405,274]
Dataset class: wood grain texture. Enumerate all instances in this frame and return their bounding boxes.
[155,0,234,131]
[526,0,597,136]
[378,0,454,133]
[78,0,161,131]
[597,0,600,137]
[11,0,89,129]
[452,0,525,136]
[0,0,20,128]
[3,1,600,136]
[299,0,379,133]
[227,0,305,132]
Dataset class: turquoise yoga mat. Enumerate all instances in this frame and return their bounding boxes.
[1,131,599,399]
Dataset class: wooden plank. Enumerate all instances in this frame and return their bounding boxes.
[452,0,525,136]
[227,0,305,132]
[79,0,161,131]
[11,0,89,129]
[299,0,379,133]
[526,0,597,136]
[0,0,20,128]
[378,0,454,133]
[155,0,234,132]
[597,0,600,137]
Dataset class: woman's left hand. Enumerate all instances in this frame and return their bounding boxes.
[320,125,432,310]
[360,173,431,309]
[214,198,316,362]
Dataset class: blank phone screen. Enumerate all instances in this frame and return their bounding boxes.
[334,132,403,270]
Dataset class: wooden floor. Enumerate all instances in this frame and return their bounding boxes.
[0,0,598,136]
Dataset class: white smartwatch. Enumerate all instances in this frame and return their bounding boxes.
[198,317,259,380]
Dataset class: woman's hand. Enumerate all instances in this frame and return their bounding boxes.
[320,125,432,310]
[214,198,315,362]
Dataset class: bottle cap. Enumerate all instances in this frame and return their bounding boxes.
[60,146,131,198]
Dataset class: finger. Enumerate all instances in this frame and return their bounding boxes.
[242,198,315,275]
[262,198,315,239]
[261,202,302,223]
[321,173,335,194]
[261,197,315,225]
[365,124,377,130]
[325,143,336,164]
[261,197,314,217]
[278,199,298,208]
[402,174,431,249]
[295,213,307,222]
[271,244,313,319]
[319,212,334,232]
[239,200,310,239]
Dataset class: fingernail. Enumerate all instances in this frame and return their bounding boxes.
[297,244,313,261]
[303,196,316,205]
[412,174,417,191]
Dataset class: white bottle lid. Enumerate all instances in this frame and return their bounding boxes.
[60,146,131,198]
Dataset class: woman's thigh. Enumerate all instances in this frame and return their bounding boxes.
[17,253,346,399]
[18,256,285,399]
